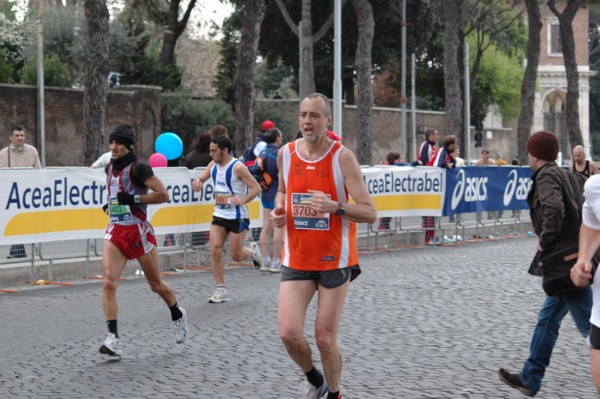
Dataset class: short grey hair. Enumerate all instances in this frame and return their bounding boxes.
[302,93,332,117]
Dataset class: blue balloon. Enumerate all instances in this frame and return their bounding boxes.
[155,132,183,161]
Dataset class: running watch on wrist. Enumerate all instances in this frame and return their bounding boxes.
[335,202,345,217]
[134,195,141,204]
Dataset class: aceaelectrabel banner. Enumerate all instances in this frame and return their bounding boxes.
[443,166,532,216]
[361,166,446,217]
[1,166,448,244]
[0,167,262,245]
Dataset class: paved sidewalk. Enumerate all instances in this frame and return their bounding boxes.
[0,236,596,398]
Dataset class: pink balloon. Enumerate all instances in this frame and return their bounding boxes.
[149,152,168,168]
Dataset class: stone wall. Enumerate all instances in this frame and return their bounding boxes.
[0,84,515,167]
[258,99,515,165]
[0,84,161,166]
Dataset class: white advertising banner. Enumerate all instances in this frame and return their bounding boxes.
[0,167,261,245]
[0,166,444,244]
[361,165,445,217]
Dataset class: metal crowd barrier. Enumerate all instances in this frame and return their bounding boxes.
[1,211,531,283]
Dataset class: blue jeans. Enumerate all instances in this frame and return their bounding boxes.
[519,287,592,394]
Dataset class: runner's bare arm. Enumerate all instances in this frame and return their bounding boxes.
[336,148,376,223]
[192,161,214,192]
[307,148,376,224]
[141,175,170,204]
[271,147,287,228]
[233,163,261,206]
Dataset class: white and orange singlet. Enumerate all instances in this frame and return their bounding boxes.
[281,140,358,271]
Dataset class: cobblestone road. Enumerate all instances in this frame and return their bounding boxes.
[0,236,597,398]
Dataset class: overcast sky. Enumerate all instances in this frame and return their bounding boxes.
[12,1,234,40]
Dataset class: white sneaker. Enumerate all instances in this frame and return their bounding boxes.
[250,243,263,269]
[99,333,122,357]
[208,286,230,303]
[303,379,328,399]
[173,307,189,344]
[269,259,282,273]
[260,256,271,272]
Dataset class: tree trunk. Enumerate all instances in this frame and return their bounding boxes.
[351,0,374,165]
[299,0,315,100]
[548,0,583,148]
[159,0,197,67]
[442,0,463,145]
[234,0,266,152]
[83,0,109,166]
[516,0,542,165]
[274,0,342,100]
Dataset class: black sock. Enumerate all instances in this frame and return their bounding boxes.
[106,320,118,338]
[169,301,183,321]
[305,367,324,388]
[327,391,340,399]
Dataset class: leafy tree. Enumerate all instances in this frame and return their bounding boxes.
[261,62,293,98]
[122,0,198,84]
[111,15,182,91]
[253,101,297,143]
[382,0,445,110]
[42,4,86,86]
[213,7,242,104]
[161,90,236,152]
[467,35,523,123]
[0,11,32,82]
[0,49,15,83]
[462,0,524,98]
[20,54,70,87]
[1,1,18,20]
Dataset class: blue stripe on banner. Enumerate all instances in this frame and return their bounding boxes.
[443,166,532,216]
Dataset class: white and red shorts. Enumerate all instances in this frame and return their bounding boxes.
[104,221,157,260]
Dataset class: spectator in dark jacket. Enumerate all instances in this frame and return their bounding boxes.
[184,132,212,169]
[251,127,283,273]
[498,130,591,397]
[416,128,439,165]
[427,135,456,169]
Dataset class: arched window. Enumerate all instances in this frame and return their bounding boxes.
[543,91,567,154]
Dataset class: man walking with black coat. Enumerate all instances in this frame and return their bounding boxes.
[498,130,592,397]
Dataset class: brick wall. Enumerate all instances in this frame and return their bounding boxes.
[0,84,515,167]
[0,84,161,166]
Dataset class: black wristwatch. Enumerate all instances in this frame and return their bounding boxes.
[134,195,141,204]
[335,202,345,217]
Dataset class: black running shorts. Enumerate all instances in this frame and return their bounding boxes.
[590,323,600,350]
[280,265,361,288]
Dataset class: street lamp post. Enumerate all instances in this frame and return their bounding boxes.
[36,0,46,167]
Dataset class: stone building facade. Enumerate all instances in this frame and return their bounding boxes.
[533,4,594,159]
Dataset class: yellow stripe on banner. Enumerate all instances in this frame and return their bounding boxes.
[151,204,214,226]
[150,201,262,227]
[373,194,442,211]
[247,201,261,220]
[4,209,108,235]
[4,201,265,234]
